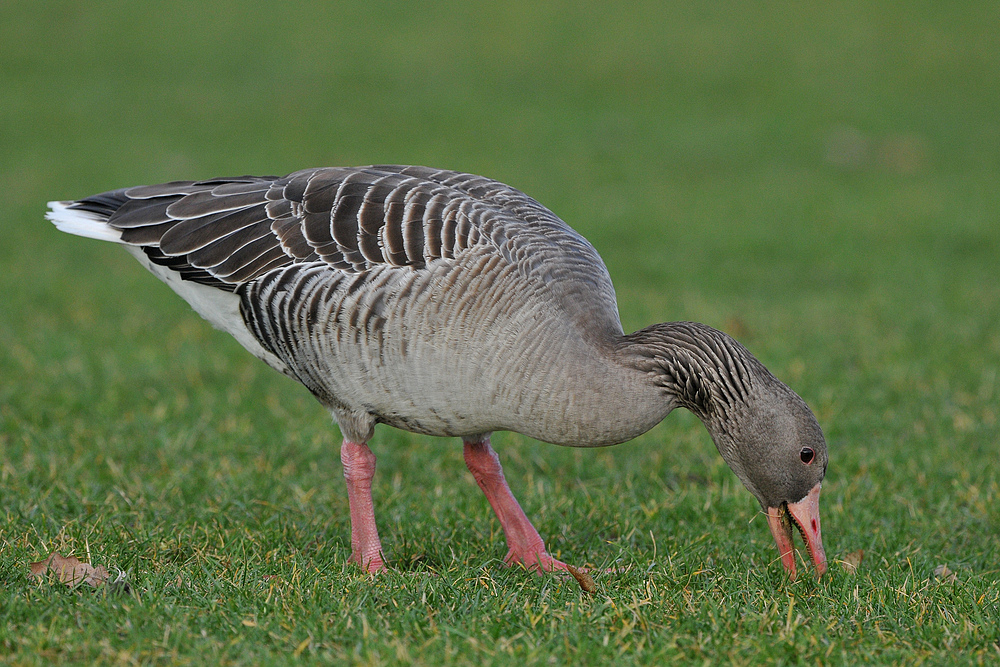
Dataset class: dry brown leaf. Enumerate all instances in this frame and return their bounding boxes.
[30,553,109,588]
[840,549,864,573]
[565,564,597,594]
[933,564,958,583]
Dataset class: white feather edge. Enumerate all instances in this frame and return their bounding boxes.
[46,201,292,377]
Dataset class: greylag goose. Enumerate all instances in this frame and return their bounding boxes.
[47,165,828,579]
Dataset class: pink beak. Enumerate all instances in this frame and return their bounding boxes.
[766,482,827,579]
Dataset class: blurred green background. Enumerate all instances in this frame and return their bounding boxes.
[1,1,998,663]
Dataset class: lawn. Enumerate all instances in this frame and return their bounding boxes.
[1,1,998,664]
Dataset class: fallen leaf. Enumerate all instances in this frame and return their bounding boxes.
[840,550,864,573]
[30,553,109,588]
[934,564,958,583]
[565,564,597,594]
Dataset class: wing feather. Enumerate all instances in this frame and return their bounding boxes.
[190,224,274,274]
[159,204,269,255]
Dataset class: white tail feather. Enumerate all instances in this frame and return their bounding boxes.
[46,201,124,243]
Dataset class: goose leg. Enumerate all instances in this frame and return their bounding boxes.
[341,439,386,573]
[463,436,575,573]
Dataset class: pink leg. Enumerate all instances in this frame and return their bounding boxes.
[341,439,385,573]
[463,436,576,573]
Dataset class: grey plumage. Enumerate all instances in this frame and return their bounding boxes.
[47,165,829,578]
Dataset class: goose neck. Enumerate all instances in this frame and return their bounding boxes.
[617,321,765,428]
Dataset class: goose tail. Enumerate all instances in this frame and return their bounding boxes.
[46,192,129,244]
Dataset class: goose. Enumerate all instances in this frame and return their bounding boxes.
[47,165,827,579]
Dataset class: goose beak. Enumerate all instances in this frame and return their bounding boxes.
[766,483,827,579]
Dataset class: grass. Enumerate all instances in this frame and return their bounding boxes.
[1,0,999,664]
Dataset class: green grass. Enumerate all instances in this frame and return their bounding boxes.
[2,1,999,664]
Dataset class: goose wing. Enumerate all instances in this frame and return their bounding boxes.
[65,165,621,333]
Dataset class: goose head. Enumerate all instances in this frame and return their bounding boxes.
[710,383,828,579]
[631,322,829,578]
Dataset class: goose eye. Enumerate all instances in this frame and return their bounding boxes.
[800,447,815,464]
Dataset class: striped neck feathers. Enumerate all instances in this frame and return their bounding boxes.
[620,321,772,427]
